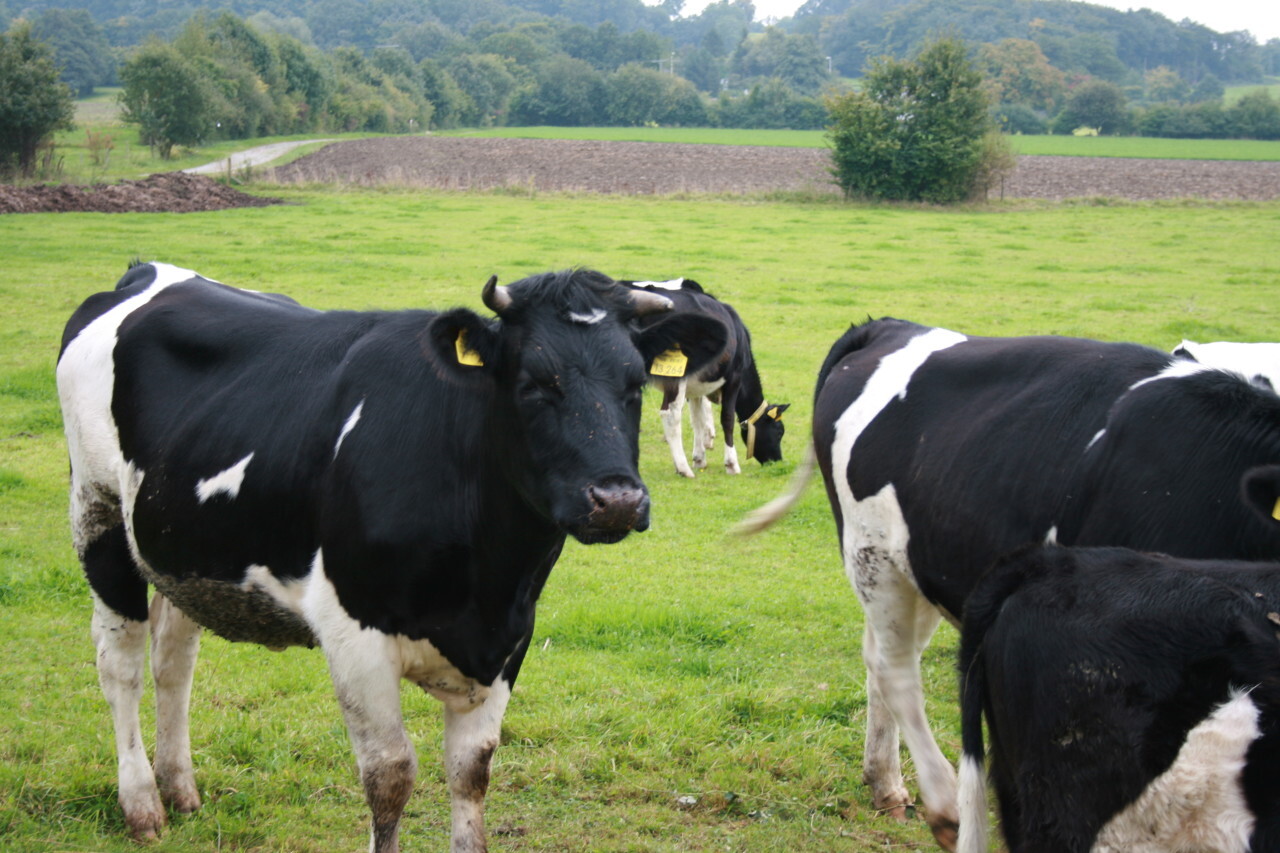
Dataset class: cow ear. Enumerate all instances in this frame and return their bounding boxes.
[1242,465,1280,525]
[768,403,791,421]
[423,308,502,377]
[633,313,728,378]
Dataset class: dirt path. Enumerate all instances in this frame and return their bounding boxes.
[185,140,337,176]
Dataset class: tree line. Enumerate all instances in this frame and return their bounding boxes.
[3,0,1280,174]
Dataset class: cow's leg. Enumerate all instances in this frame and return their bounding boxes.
[306,557,416,853]
[659,382,695,478]
[80,513,167,840]
[92,591,165,839]
[149,594,202,814]
[860,621,909,818]
[689,395,714,469]
[859,575,958,848]
[443,678,512,853]
[326,637,416,853]
[719,389,741,474]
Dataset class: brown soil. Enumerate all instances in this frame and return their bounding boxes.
[0,171,283,214]
[5,137,1280,213]
[267,136,1280,201]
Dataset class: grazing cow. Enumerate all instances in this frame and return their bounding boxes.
[738,317,1280,848]
[56,262,728,852]
[1173,338,1280,391]
[621,278,788,477]
[958,536,1280,853]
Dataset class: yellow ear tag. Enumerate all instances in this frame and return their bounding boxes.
[455,330,484,367]
[767,406,781,421]
[650,347,688,378]
[1272,496,1280,521]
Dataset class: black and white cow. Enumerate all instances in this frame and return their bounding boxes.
[739,317,1280,848]
[1173,339,1280,391]
[56,262,728,852]
[621,278,788,477]
[958,536,1280,853]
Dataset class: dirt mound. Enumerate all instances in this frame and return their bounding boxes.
[267,136,1280,201]
[0,171,283,214]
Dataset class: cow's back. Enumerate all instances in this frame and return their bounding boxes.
[1062,367,1280,559]
[814,318,1171,617]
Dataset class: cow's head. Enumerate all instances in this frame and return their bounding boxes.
[741,402,789,464]
[428,270,728,544]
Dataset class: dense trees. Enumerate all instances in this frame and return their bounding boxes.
[0,22,75,174]
[5,0,1277,164]
[30,9,113,96]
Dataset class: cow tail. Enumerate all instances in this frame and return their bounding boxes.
[956,552,1036,853]
[730,441,816,536]
[957,634,990,853]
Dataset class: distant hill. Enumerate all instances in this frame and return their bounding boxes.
[789,0,1278,82]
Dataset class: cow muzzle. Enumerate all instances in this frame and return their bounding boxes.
[569,479,651,544]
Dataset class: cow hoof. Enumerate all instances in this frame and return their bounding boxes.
[929,816,959,852]
[676,467,695,478]
[165,788,202,815]
[126,811,166,842]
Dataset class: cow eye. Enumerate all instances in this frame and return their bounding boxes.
[519,377,561,405]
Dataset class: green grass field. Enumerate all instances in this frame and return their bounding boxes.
[3,186,1279,851]
[444,126,1280,161]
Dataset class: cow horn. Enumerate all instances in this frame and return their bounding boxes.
[630,289,673,316]
[481,275,512,315]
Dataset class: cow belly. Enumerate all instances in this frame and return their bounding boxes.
[145,566,316,649]
[1091,691,1259,853]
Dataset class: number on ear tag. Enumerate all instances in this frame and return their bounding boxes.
[1272,496,1280,521]
[455,330,484,367]
[650,347,688,378]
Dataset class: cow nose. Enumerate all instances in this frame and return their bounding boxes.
[587,481,650,532]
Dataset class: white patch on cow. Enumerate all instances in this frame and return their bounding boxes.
[241,564,307,614]
[1128,358,1213,392]
[59,263,203,532]
[956,754,989,853]
[632,278,685,290]
[333,400,364,458]
[1175,340,1280,390]
[195,452,254,504]
[1044,525,1059,544]
[568,308,607,325]
[302,550,489,712]
[827,326,967,835]
[1092,691,1259,853]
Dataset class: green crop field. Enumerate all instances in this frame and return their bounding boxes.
[3,186,1278,851]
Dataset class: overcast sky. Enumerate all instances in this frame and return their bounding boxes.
[657,0,1280,44]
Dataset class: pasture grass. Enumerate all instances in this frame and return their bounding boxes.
[2,187,1278,851]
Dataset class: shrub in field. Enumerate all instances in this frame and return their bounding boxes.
[825,37,1003,203]
[119,41,216,159]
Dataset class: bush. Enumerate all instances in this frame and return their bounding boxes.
[993,102,1047,135]
[826,37,996,203]
[1051,80,1130,135]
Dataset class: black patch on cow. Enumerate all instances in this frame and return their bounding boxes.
[83,524,148,623]
[962,545,1280,852]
